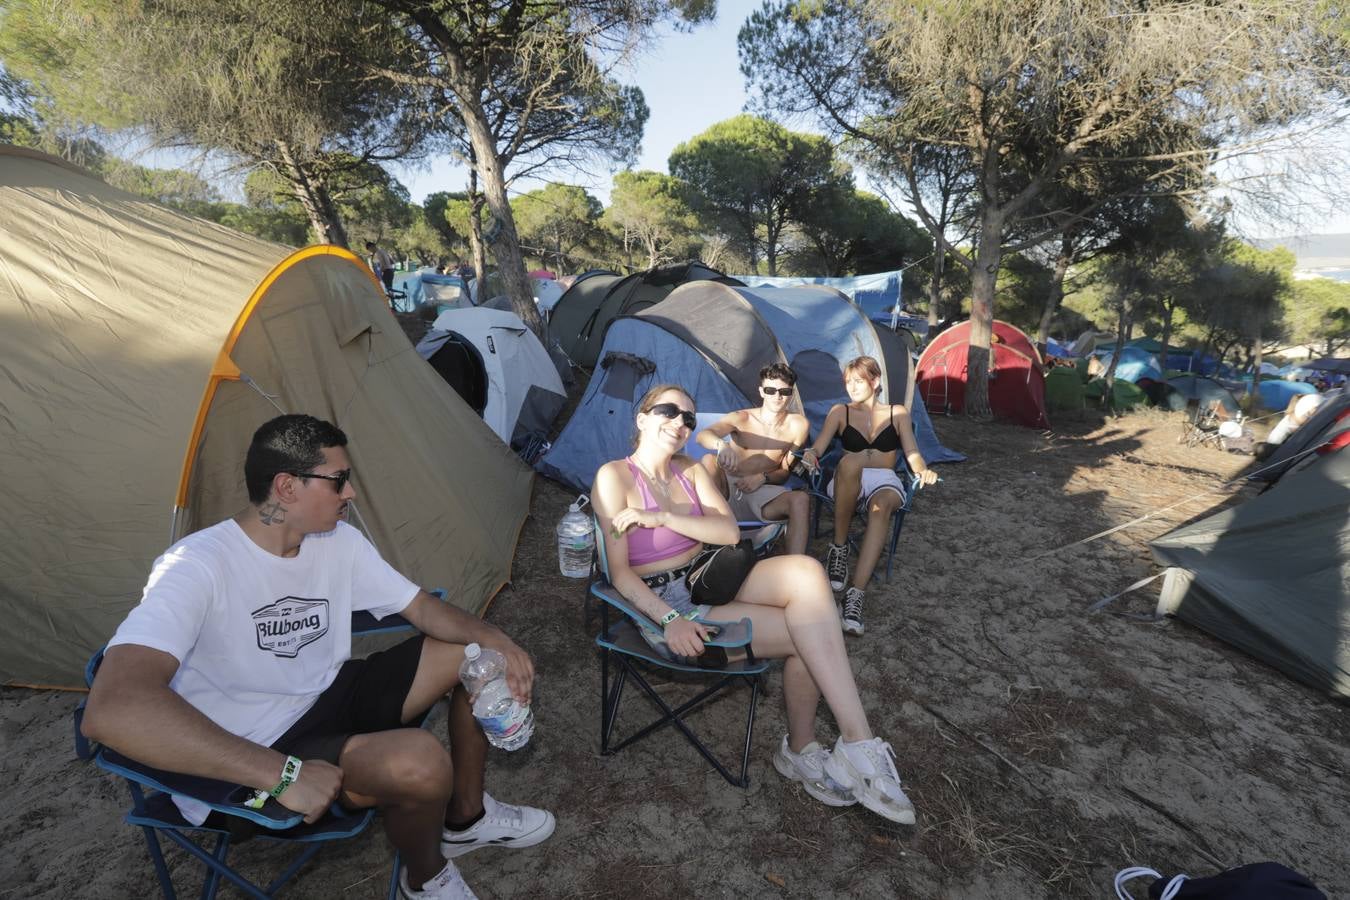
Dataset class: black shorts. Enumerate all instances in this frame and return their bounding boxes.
[270,634,428,764]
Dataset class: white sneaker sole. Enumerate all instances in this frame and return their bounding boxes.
[772,753,857,807]
[827,755,916,825]
[841,619,864,636]
[828,577,846,592]
[441,813,556,859]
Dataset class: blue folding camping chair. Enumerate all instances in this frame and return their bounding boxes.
[590,515,771,787]
[804,448,923,584]
[72,595,445,900]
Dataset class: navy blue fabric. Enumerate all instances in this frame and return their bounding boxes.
[1149,863,1324,899]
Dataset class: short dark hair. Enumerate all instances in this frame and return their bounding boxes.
[364,240,375,249]
[244,415,348,504]
[759,363,796,388]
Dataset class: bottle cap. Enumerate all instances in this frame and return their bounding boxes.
[464,643,481,660]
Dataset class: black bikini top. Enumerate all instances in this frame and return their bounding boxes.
[840,407,900,453]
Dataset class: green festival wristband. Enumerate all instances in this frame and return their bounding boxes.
[659,609,680,627]
[244,755,302,810]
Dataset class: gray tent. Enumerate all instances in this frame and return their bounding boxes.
[1150,448,1350,699]
[549,262,740,368]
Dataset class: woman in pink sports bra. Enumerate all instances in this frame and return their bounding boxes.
[591,383,917,825]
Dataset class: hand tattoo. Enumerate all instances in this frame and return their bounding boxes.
[258,501,286,525]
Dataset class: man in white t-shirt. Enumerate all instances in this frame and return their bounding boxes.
[81,414,550,900]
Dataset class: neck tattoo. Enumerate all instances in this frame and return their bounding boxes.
[258,501,286,525]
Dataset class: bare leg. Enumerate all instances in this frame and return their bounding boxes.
[395,639,490,844]
[717,556,872,747]
[830,454,865,545]
[851,489,902,589]
[445,684,488,822]
[338,729,453,889]
[760,489,811,556]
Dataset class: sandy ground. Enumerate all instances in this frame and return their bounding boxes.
[3,405,1347,899]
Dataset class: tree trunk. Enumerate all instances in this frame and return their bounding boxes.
[1101,299,1133,415]
[928,248,945,329]
[1159,297,1177,376]
[1036,232,1073,349]
[276,141,348,248]
[965,209,1003,418]
[462,102,543,337]
[466,171,487,289]
[765,217,779,277]
[1251,329,1264,402]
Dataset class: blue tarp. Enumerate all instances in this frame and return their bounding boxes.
[392,269,471,313]
[1045,338,1077,359]
[1098,346,1162,383]
[731,270,902,319]
[1255,378,1317,411]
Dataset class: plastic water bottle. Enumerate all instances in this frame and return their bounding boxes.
[459,643,534,751]
[556,494,594,578]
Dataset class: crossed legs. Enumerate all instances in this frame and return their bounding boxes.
[716,555,872,753]
[335,639,483,887]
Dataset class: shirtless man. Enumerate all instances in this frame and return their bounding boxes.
[695,363,812,555]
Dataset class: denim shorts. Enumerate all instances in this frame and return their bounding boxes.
[638,571,712,655]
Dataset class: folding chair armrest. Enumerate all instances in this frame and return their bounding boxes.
[352,587,446,637]
[589,580,753,649]
[95,746,304,830]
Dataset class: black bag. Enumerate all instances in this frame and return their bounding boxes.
[1148,863,1324,900]
[685,539,756,606]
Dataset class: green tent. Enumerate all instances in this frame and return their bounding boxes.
[1083,377,1148,410]
[1044,367,1086,412]
[1151,450,1350,699]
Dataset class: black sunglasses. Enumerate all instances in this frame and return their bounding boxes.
[760,385,793,396]
[646,402,697,429]
[288,468,352,493]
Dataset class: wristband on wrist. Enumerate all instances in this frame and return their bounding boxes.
[244,755,302,810]
[659,609,680,627]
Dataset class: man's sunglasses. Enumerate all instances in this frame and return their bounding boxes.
[646,402,697,429]
[288,469,352,493]
[760,386,793,396]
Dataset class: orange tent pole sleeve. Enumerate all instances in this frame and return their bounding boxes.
[172,246,380,510]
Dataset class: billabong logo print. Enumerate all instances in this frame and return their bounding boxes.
[252,597,330,658]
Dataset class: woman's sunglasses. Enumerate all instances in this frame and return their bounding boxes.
[760,386,792,396]
[646,402,697,429]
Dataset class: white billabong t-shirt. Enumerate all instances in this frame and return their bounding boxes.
[108,519,419,824]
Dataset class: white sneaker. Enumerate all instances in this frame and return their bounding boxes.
[441,792,556,859]
[399,860,477,900]
[825,542,850,591]
[824,737,916,825]
[772,735,857,807]
[841,586,865,636]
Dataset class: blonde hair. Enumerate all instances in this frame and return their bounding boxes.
[844,356,883,395]
[632,383,694,447]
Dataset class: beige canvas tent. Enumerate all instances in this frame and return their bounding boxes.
[0,145,533,686]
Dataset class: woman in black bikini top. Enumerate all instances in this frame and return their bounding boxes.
[800,356,938,637]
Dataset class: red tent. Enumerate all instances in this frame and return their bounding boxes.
[916,320,1049,428]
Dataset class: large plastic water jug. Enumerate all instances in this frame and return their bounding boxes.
[556,494,594,578]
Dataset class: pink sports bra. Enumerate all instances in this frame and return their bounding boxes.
[623,457,703,566]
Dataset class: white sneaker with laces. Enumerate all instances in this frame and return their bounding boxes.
[399,860,478,900]
[841,586,865,636]
[441,792,556,859]
[824,736,916,825]
[825,542,850,591]
[772,735,857,807]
